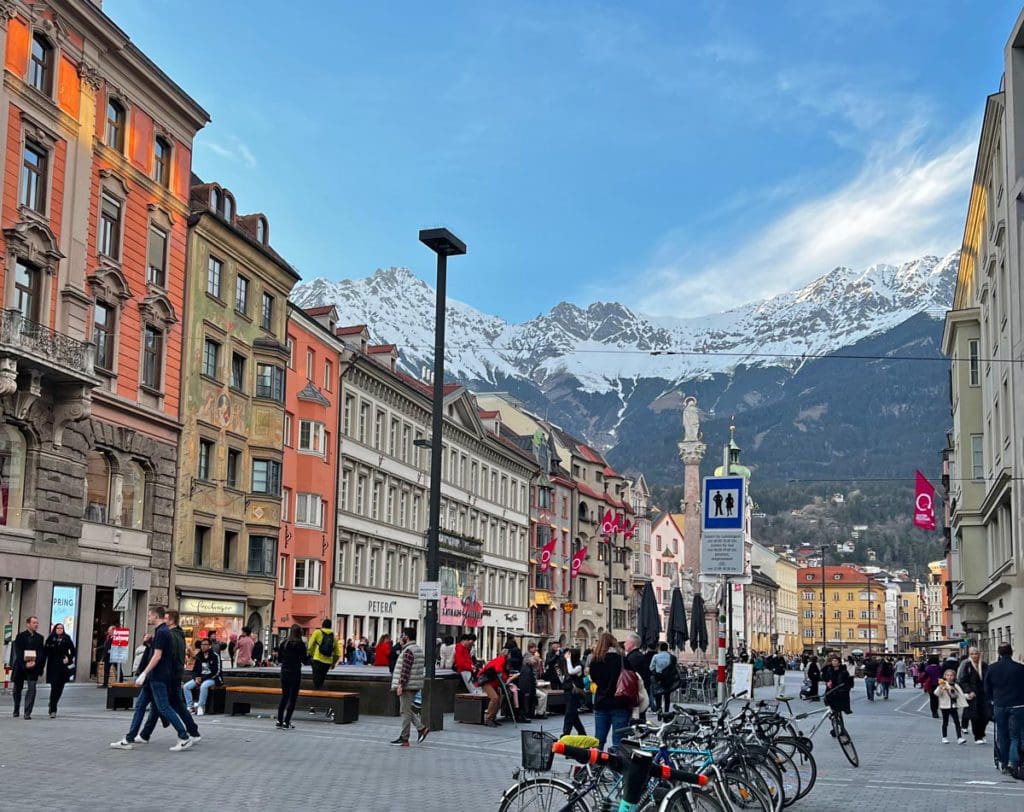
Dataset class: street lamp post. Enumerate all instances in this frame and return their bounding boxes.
[819,544,827,655]
[419,227,466,733]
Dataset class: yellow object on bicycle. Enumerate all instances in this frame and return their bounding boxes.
[559,734,600,748]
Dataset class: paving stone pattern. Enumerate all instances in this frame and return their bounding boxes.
[0,677,1020,811]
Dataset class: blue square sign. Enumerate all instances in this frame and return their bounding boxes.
[703,476,745,531]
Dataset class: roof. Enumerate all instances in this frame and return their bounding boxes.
[395,370,461,399]
[797,566,873,585]
[576,480,633,512]
[303,305,336,317]
[478,409,499,419]
[577,445,603,464]
[368,344,397,354]
[335,324,369,336]
[602,465,619,477]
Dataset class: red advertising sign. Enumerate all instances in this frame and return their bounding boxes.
[109,626,131,664]
[913,470,936,531]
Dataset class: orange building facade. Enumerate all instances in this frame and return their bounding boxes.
[0,1,207,679]
[275,304,343,640]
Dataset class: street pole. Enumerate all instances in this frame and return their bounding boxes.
[418,228,466,733]
[606,527,614,633]
[718,440,730,704]
[819,544,826,655]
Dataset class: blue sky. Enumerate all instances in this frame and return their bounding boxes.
[108,0,1021,321]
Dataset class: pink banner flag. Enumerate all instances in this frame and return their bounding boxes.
[914,470,936,531]
[538,534,557,572]
[600,509,617,536]
[622,519,635,540]
[570,546,587,579]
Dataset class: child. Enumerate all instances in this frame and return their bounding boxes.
[933,668,969,744]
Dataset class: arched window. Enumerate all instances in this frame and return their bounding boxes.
[0,425,27,528]
[105,99,126,152]
[211,187,222,215]
[120,461,146,529]
[153,136,171,187]
[85,451,111,523]
[222,193,234,222]
[29,34,53,95]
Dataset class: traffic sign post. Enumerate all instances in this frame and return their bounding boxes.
[702,476,745,532]
[109,627,131,664]
[418,581,441,601]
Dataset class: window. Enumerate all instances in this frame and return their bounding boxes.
[343,396,354,435]
[29,34,53,94]
[98,195,122,259]
[358,403,369,442]
[141,326,163,390]
[299,420,326,455]
[597,580,605,604]
[251,459,282,495]
[20,142,47,213]
[261,293,274,331]
[968,339,980,387]
[235,274,249,315]
[153,137,171,187]
[207,257,222,298]
[85,451,110,523]
[14,260,41,322]
[294,559,322,591]
[226,448,241,489]
[306,349,314,381]
[353,545,363,585]
[324,360,333,391]
[194,525,209,567]
[105,100,126,152]
[147,227,167,287]
[248,535,276,577]
[93,301,118,372]
[971,434,984,480]
[284,414,292,447]
[286,337,294,368]
[257,219,266,243]
[295,493,324,528]
[224,530,237,571]
[0,427,25,528]
[255,364,284,401]
[202,338,220,378]
[120,462,146,529]
[230,353,246,390]
[197,439,214,481]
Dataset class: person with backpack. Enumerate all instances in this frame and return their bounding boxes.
[650,642,679,714]
[307,618,341,690]
[587,632,631,751]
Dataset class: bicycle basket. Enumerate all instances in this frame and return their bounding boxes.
[521,729,557,771]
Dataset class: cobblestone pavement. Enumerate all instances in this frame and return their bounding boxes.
[1,678,1020,811]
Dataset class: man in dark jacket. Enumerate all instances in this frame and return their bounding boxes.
[984,643,1024,773]
[623,632,652,721]
[11,616,45,719]
[139,610,201,743]
[544,641,563,689]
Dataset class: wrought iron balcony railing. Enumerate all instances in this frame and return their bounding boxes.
[0,309,96,377]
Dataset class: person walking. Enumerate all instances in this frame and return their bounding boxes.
[894,657,907,689]
[934,668,969,744]
[923,655,944,718]
[650,642,679,714]
[110,606,192,751]
[43,623,76,718]
[984,643,1024,774]
[876,658,894,700]
[11,615,45,719]
[183,637,221,715]
[276,624,308,729]
[389,627,428,746]
[234,627,256,667]
[862,655,877,701]
[957,647,990,744]
[374,634,392,667]
[453,634,479,693]
[138,610,201,745]
[769,651,787,697]
[588,632,631,751]
[559,647,587,736]
[98,625,116,688]
[623,632,652,722]
[806,655,821,701]
[307,618,341,688]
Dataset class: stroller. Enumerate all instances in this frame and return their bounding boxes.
[799,677,820,701]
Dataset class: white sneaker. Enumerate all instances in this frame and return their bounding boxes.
[196,707,204,716]
[942,738,949,743]
[190,734,202,744]
[976,738,987,745]
[109,739,134,750]
[135,738,149,745]
[957,737,966,745]
[169,737,193,752]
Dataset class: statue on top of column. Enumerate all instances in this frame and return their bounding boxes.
[682,396,701,442]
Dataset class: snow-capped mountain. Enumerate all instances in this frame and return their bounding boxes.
[291,250,958,393]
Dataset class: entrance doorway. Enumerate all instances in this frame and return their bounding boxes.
[91,587,120,681]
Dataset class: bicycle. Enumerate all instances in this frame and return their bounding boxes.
[772,693,858,767]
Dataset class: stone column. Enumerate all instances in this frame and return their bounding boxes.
[677,396,711,661]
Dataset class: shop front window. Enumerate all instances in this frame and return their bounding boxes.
[0,425,27,528]
[85,451,111,523]
[120,462,146,529]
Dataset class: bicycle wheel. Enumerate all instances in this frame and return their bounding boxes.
[772,738,815,802]
[498,777,592,812]
[832,714,859,768]
[744,760,783,812]
[769,748,801,808]
[722,770,773,812]
[652,785,728,812]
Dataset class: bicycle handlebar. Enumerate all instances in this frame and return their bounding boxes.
[551,742,708,786]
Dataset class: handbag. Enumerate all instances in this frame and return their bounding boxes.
[615,667,640,707]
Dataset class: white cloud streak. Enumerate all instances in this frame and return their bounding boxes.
[635,128,977,317]
[202,135,257,168]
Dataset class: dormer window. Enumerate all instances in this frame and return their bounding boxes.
[105,100,126,152]
[153,136,171,187]
[223,193,234,222]
[256,217,267,244]
[211,187,222,214]
[29,34,53,95]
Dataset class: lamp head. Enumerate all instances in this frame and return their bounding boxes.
[419,227,466,256]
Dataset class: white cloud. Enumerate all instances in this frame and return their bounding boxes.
[201,135,257,168]
[634,126,977,317]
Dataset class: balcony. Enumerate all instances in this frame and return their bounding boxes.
[0,310,97,384]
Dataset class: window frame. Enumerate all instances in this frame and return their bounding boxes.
[251,458,282,496]
[141,325,164,391]
[93,300,116,373]
[197,438,214,481]
[13,259,42,323]
[19,140,48,215]
[207,256,223,299]
[295,493,324,529]
[298,420,326,455]
[105,99,126,153]
[260,292,274,331]
[255,363,284,402]
[235,274,250,316]
[153,136,172,187]
[230,352,246,391]
[247,534,277,577]
[146,226,168,288]
[202,337,221,379]
[294,558,322,592]
[98,193,123,260]
[226,447,241,489]
[28,33,54,95]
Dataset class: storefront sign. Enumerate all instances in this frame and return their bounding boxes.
[109,626,131,664]
[367,599,398,614]
[179,598,244,616]
[50,585,80,642]
[440,595,484,628]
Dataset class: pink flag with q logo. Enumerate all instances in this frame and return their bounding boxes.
[913,470,936,531]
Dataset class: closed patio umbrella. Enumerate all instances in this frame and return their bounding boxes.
[666,588,688,650]
[690,594,708,653]
[636,581,662,649]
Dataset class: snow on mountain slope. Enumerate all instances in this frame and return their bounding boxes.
[290,251,958,393]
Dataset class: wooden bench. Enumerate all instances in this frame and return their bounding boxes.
[454,692,490,725]
[106,681,225,713]
[225,686,359,724]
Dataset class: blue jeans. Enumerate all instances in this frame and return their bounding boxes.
[864,677,875,700]
[183,678,216,709]
[994,705,1024,767]
[144,681,199,739]
[148,679,188,740]
[594,707,630,751]
[126,682,154,742]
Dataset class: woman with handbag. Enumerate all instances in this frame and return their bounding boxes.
[44,623,77,718]
[587,632,630,751]
[956,647,990,743]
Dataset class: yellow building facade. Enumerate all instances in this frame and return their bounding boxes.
[798,566,883,655]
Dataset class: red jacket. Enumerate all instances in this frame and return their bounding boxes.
[453,643,475,674]
[373,640,391,667]
[479,654,508,688]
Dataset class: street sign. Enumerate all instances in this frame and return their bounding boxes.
[418,581,441,601]
[113,566,134,612]
[109,627,131,664]
[702,476,745,531]
[700,531,745,575]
